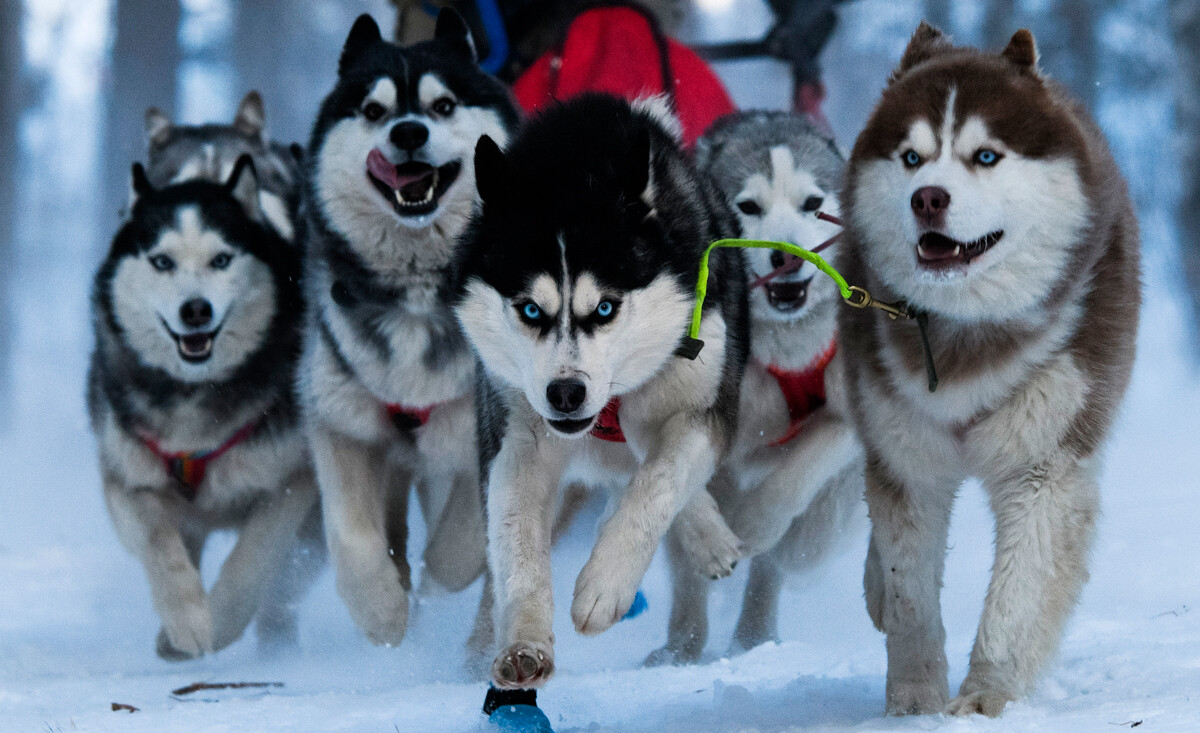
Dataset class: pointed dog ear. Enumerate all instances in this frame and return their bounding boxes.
[233,91,266,138]
[129,162,154,208]
[1001,29,1040,72]
[474,135,512,206]
[144,108,172,147]
[619,127,652,202]
[434,7,477,63]
[890,22,950,83]
[340,14,382,76]
[225,154,261,221]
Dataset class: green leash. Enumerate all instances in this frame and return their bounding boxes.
[681,238,940,392]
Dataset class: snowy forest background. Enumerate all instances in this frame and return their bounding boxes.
[1,0,1198,731]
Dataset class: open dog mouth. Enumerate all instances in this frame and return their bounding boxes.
[161,319,220,363]
[547,416,596,435]
[366,149,461,217]
[916,230,1004,269]
[764,276,813,312]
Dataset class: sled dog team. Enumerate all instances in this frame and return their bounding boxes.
[89,11,1139,720]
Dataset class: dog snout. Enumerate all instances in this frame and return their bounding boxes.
[769,250,802,271]
[910,186,951,227]
[546,379,587,415]
[390,121,429,153]
[180,298,213,328]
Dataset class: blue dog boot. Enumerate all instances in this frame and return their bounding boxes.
[622,589,648,620]
[483,686,554,733]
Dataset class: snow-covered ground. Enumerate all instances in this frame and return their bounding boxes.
[2,1,1198,731]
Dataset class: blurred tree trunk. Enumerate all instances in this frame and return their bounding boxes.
[103,0,181,225]
[1171,0,1200,338]
[0,0,20,408]
[232,0,323,145]
[982,0,1017,50]
[1059,0,1099,110]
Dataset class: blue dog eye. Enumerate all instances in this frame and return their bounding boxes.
[522,303,541,320]
[596,301,613,318]
[976,149,1000,166]
[902,150,922,167]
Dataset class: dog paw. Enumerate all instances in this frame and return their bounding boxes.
[675,512,743,580]
[492,641,555,689]
[156,598,214,661]
[643,643,701,668]
[571,553,642,636]
[885,679,949,716]
[337,564,410,646]
[946,689,1012,718]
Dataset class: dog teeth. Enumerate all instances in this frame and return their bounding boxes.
[953,244,962,257]
[393,170,439,208]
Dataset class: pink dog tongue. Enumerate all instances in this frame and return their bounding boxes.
[366,149,399,189]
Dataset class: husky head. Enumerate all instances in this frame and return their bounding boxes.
[847,25,1092,321]
[309,11,517,243]
[96,156,299,383]
[454,96,701,438]
[144,91,302,238]
[697,111,844,325]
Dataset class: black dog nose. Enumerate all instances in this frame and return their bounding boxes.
[546,379,587,414]
[390,121,429,153]
[910,186,951,225]
[769,250,801,270]
[180,298,213,328]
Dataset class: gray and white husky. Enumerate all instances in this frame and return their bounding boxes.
[839,25,1140,716]
[647,111,864,666]
[298,11,519,647]
[88,156,319,659]
[144,91,303,241]
[454,94,749,689]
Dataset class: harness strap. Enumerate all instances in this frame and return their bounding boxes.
[764,340,836,447]
[589,397,625,442]
[385,402,437,433]
[138,420,259,501]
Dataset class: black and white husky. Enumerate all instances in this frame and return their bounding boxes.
[453,94,749,689]
[298,11,519,646]
[88,156,318,659]
[647,111,864,666]
[144,91,303,241]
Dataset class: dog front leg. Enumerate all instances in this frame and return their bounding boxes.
[104,480,212,659]
[572,413,719,636]
[488,431,565,689]
[644,527,711,667]
[421,469,488,594]
[731,412,861,557]
[311,426,410,646]
[207,470,320,652]
[865,457,956,716]
[949,457,1099,717]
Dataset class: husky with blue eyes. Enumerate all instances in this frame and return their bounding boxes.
[840,26,1139,717]
[453,94,749,691]
[88,156,320,660]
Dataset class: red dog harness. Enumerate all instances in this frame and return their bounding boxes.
[139,421,259,500]
[764,341,837,447]
[589,397,626,442]
[385,402,436,433]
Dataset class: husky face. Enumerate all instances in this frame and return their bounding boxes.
[698,113,846,325]
[102,159,289,383]
[848,35,1091,321]
[310,13,515,240]
[455,99,699,438]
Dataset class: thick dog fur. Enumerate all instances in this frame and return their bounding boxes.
[88,157,319,659]
[647,111,865,666]
[454,94,749,689]
[144,92,304,241]
[298,11,518,647]
[838,25,1140,717]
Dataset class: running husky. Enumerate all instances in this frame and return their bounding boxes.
[647,111,864,666]
[88,156,318,659]
[298,11,519,646]
[839,25,1140,716]
[454,94,749,689]
[144,91,304,241]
